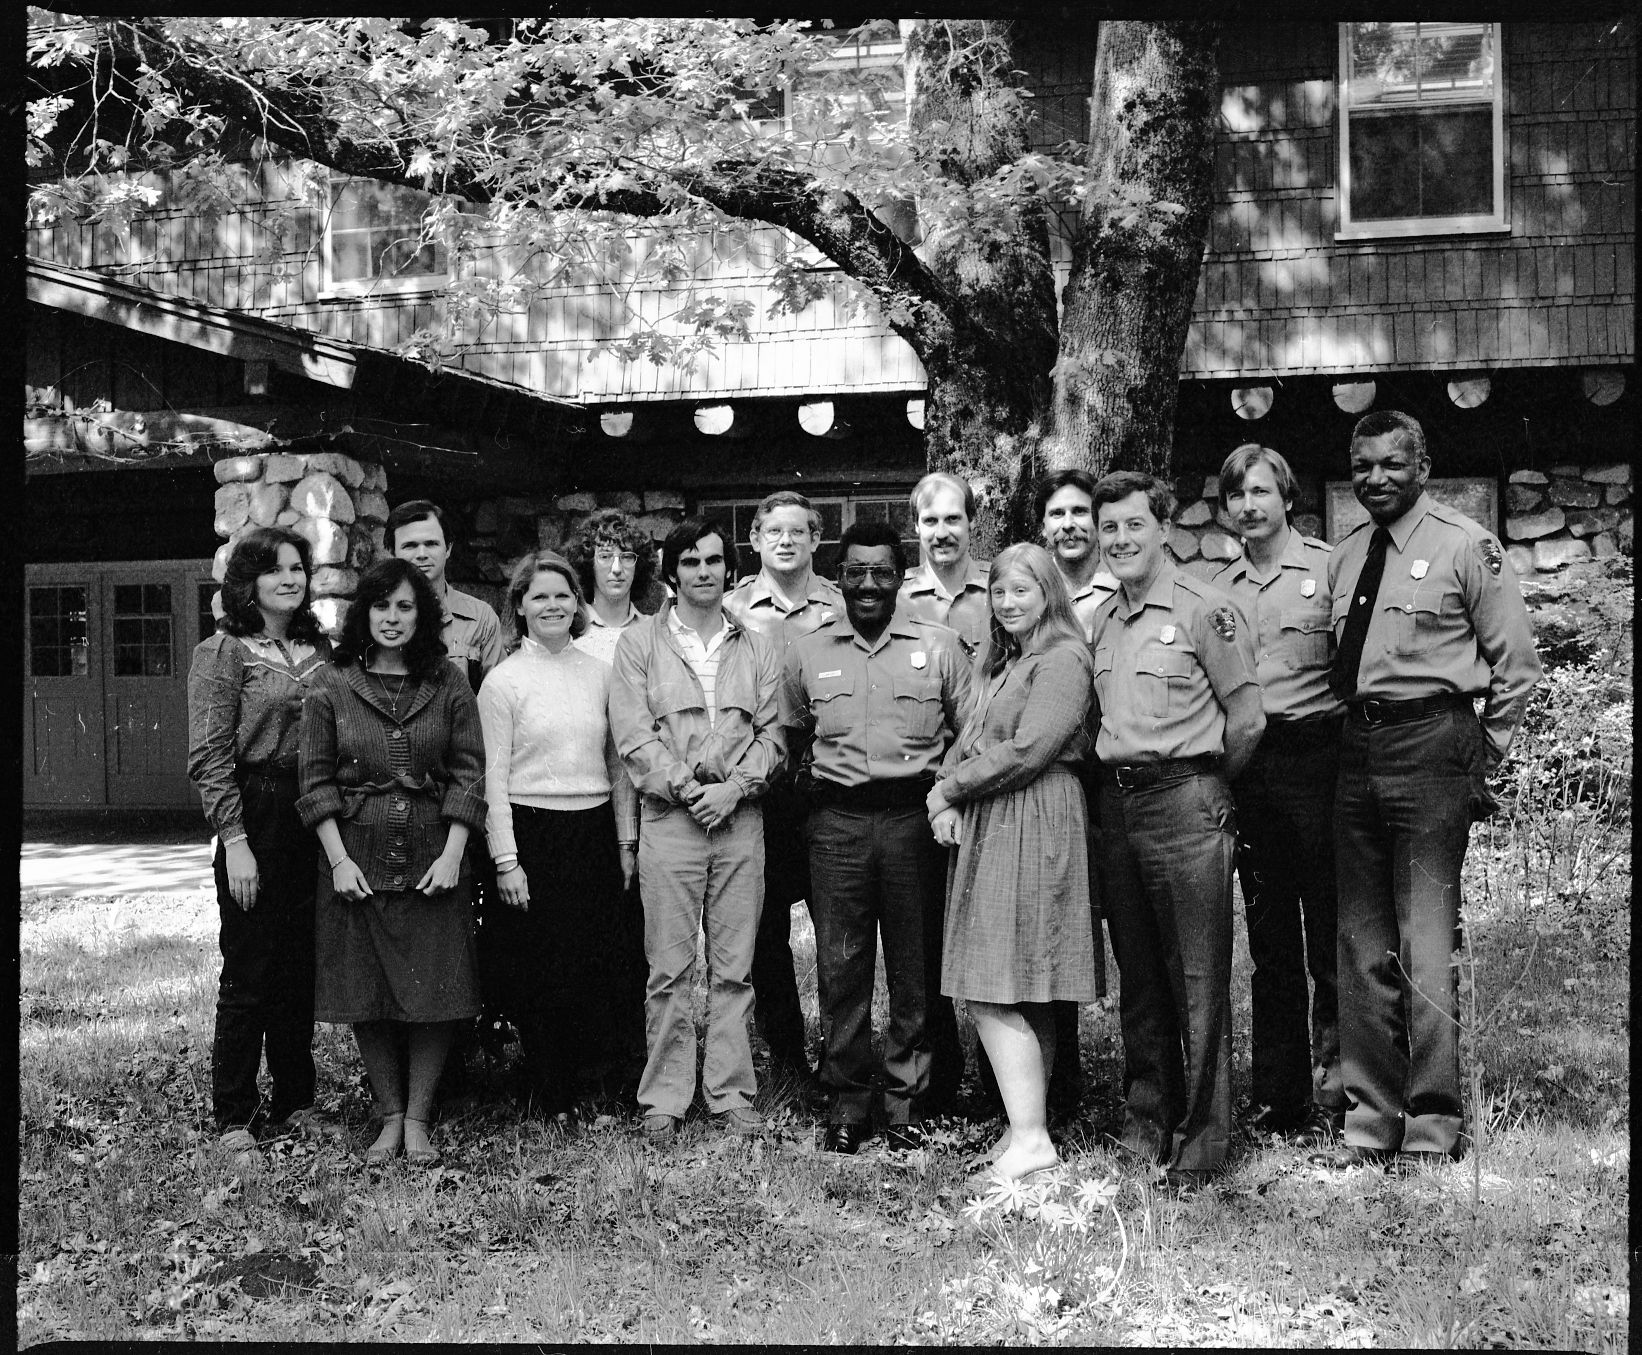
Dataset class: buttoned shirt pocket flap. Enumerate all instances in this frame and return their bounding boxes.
[1092,645,1114,677]
[1380,585,1450,654]
[809,672,856,738]
[1279,606,1334,670]
[1330,592,1352,630]
[1137,650,1195,681]
[891,672,945,743]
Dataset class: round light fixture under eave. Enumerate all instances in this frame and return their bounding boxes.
[1332,380,1376,414]
[1447,376,1492,409]
[1582,369,1626,407]
[1232,385,1273,420]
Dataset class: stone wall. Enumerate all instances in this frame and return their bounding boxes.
[1503,462,1633,576]
[210,450,386,632]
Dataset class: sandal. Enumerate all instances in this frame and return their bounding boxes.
[364,1112,404,1166]
[403,1117,441,1166]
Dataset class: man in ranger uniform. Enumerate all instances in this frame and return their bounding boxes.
[781,521,971,1153]
[898,472,991,657]
[1317,410,1541,1173]
[1036,468,1120,642]
[1211,445,1347,1146]
[1089,471,1266,1189]
[723,490,843,1093]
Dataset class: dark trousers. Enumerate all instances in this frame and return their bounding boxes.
[807,800,962,1124]
[1231,718,1345,1117]
[750,784,816,1074]
[1335,706,1484,1156]
[492,803,626,1114]
[211,771,318,1131]
[1100,771,1236,1173]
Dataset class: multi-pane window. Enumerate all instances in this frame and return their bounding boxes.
[788,20,908,145]
[112,584,173,677]
[29,585,89,678]
[1338,22,1507,239]
[324,180,447,292]
[701,493,917,581]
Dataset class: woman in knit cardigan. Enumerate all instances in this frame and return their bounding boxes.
[478,551,639,1125]
[297,558,487,1166]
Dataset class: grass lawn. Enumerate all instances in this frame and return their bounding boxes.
[18,857,1627,1346]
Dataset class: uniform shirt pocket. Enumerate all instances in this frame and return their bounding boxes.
[1380,585,1454,656]
[891,673,944,744]
[809,673,856,739]
[1134,649,1195,719]
[1278,607,1334,670]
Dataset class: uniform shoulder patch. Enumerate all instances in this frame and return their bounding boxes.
[1475,536,1504,575]
[1209,606,1238,640]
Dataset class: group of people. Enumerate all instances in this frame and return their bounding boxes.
[187,406,1542,1188]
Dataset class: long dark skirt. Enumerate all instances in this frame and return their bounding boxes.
[487,802,628,1111]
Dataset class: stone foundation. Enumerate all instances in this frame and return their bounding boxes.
[1504,463,1633,576]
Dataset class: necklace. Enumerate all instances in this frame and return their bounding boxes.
[371,669,410,719]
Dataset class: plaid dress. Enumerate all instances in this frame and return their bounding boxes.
[938,638,1097,1005]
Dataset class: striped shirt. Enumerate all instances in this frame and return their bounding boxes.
[667,606,731,726]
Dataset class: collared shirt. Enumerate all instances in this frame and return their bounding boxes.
[1211,530,1344,723]
[575,600,644,667]
[441,585,505,689]
[724,568,843,653]
[1066,566,1121,643]
[1089,561,1260,764]
[667,605,731,726]
[1326,492,1542,764]
[897,557,992,653]
[781,614,971,788]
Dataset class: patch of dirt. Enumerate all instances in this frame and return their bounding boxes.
[208,1252,322,1299]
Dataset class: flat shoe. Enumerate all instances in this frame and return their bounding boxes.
[403,1117,441,1166]
[364,1113,405,1167]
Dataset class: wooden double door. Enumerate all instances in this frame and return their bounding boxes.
[25,559,217,809]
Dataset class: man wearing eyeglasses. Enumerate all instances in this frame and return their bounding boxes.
[724,491,844,1095]
[781,521,971,1153]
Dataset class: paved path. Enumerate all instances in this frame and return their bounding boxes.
[21,832,217,897]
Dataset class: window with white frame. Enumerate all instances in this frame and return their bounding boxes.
[700,492,917,582]
[322,178,447,294]
[787,19,908,146]
[1337,22,1507,240]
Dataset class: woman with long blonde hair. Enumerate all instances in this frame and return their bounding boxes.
[926,543,1098,1182]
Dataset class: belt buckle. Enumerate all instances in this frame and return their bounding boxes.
[1114,765,1139,791]
[1361,700,1387,727]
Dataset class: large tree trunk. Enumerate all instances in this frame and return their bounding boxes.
[1045,22,1220,478]
[905,19,1059,556]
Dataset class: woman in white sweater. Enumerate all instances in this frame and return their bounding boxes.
[477,551,638,1124]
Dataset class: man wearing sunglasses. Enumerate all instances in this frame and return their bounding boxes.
[780,521,971,1153]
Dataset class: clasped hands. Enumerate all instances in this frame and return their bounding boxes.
[682,777,742,832]
[329,848,465,903]
[925,780,963,848]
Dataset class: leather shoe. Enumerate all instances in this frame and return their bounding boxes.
[883,1123,926,1152]
[1390,1146,1465,1175]
[1308,1143,1396,1170]
[822,1121,873,1155]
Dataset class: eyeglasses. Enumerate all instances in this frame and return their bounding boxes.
[838,565,901,586]
[760,527,812,543]
[594,549,639,565]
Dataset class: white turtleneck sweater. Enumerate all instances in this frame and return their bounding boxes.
[477,634,639,861]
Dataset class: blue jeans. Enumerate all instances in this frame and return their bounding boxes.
[1100,771,1236,1172]
[1232,718,1345,1117]
[635,797,764,1119]
[1334,706,1484,1156]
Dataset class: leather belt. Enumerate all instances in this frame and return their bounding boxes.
[1346,693,1474,727]
[1098,755,1219,792]
[810,776,935,811]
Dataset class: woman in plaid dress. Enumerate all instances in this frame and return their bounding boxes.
[927,543,1096,1181]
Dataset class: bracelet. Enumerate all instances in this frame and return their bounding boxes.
[329,857,350,871]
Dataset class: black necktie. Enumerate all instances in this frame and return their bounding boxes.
[1330,526,1391,701]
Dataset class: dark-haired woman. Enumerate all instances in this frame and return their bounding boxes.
[297,558,486,1166]
[479,551,637,1121]
[187,526,333,1157]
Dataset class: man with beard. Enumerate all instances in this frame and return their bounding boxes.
[1211,446,1347,1146]
[781,521,971,1152]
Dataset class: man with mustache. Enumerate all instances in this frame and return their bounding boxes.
[898,472,992,658]
[1313,410,1541,1174]
[1035,469,1120,643]
[1210,446,1347,1146]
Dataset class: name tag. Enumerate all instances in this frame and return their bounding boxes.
[1300,579,1316,598]
[818,669,842,680]
[911,651,927,669]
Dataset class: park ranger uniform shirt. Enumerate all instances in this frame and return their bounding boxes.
[897,558,991,654]
[441,585,505,691]
[1211,532,1344,723]
[1067,567,1121,643]
[725,568,842,652]
[780,614,971,788]
[1326,492,1542,765]
[1089,561,1261,764]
